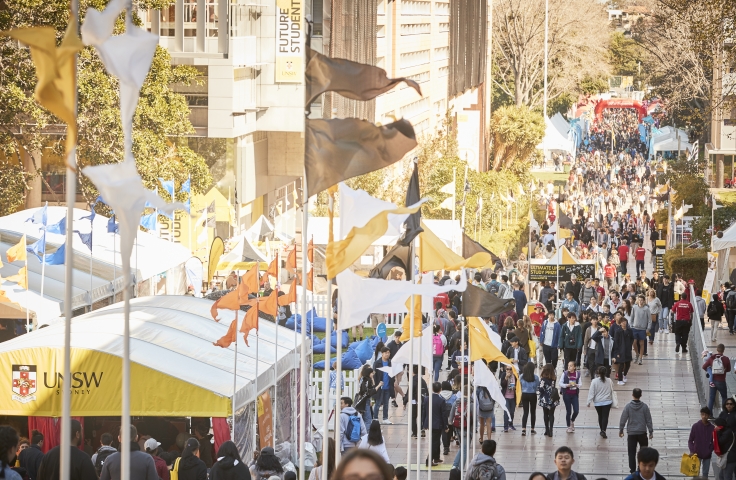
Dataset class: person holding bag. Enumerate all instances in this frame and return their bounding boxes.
[713,417,736,479]
[559,361,582,433]
[355,365,380,426]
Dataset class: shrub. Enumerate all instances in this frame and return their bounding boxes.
[663,249,708,287]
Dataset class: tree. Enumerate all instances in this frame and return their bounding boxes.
[0,0,212,216]
[492,0,611,109]
[490,105,545,171]
[608,31,645,77]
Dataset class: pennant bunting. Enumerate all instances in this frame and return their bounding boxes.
[242,264,260,293]
[107,215,119,234]
[368,243,411,279]
[307,238,314,263]
[27,205,47,226]
[285,247,297,274]
[278,276,298,306]
[419,223,489,271]
[398,161,424,247]
[399,295,423,342]
[473,360,511,417]
[46,216,66,235]
[267,255,279,279]
[377,325,433,377]
[462,233,501,265]
[240,299,259,346]
[467,316,521,399]
[461,284,515,317]
[44,243,66,266]
[26,236,46,262]
[6,267,28,290]
[259,289,278,316]
[6,235,26,263]
[305,118,417,195]
[213,316,238,348]
[140,212,158,231]
[439,181,455,195]
[74,230,93,251]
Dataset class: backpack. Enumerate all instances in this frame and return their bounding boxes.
[477,387,494,412]
[727,292,736,311]
[170,457,181,480]
[713,355,726,375]
[344,413,362,443]
[487,281,500,296]
[708,300,722,319]
[433,334,444,356]
[565,325,577,348]
[94,449,115,476]
[452,400,470,428]
[471,458,500,480]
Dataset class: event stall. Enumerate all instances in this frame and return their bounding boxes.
[0,207,192,325]
[0,296,303,459]
[537,115,574,155]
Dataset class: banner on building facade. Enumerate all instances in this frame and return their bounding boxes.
[702,252,719,302]
[257,390,274,449]
[275,0,303,83]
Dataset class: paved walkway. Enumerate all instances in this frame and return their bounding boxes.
[377,235,705,479]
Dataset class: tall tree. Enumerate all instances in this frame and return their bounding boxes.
[492,0,611,108]
[0,0,212,215]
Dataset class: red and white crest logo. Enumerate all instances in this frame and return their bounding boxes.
[12,365,37,404]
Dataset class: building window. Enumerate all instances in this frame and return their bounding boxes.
[183,0,197,37]
[435,1,450,15]
[400,50,430,69]
[160,6,175,37]
[402,1,431,15]
[438,65,449,77]
[439,22,449,32]
[404,70,430,86]
[434,46,449,60]
[401,23,431,35]
[400,98,430,119]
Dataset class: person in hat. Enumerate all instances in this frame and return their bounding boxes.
[252,447,283,480]
[505,337,529,369]
[530,303,546,338]
[144,438,170,480]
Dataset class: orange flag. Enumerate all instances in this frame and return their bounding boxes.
[240,299,259,346]
[7,267,28,290]
[6,235,26,263]
[211,289,240,321]
[285,247,297,273]
[306,268,314,292]
[307,239,314,263]
[279,276,298,306]
[259,288,279,316]
[267,254,278,278]
[242,264,260,293]
[213,314,238,348]
[0,290,11,303]
[238,280,250,306]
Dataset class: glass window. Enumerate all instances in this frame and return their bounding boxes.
[160,6,175,37]
[184,0,197,37]
[207,0,219,37]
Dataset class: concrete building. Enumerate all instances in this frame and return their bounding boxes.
[708,36,736,187]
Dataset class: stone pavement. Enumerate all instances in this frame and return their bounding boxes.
[375,234,705,479]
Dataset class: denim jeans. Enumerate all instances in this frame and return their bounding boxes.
[563,395,579,426]
[648,319,658,342]
[433,356,443,381]
[373,389,391,420]
[701,457,711,478]
[362,402,373,425]
[709,381,728,413]
[660,307,670,331]
[504,398,516,429]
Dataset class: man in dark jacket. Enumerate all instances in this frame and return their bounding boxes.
[19,430,44,480]
[99,425,159,480]
[194,423,215,468]
[546,446,587,480]
[564,275,582,302]
[37,420,97,480]
[624,447,667,480]
[385,331,403,407]
[426,382,449,467]
[372,347,395,423]
[656,275,675,332]
[505,337,529,369]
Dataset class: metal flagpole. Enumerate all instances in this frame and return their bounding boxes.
[298,181,309,480]
[232,312,239,441]
[273,254,279,443]
[24,235,29,332]
[406,238,416,472]
[464,324,469,471]
[459,322,465,480]
[543,0,549,163]
[322,191,335,480]
[427,310,433,480]
[416,317,422,480]
[556,190,560,303]
[89,231,93,312]
[254,315,259,451]
[40,202,47,304]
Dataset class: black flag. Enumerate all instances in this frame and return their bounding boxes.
[462,233,501,265]
[398,161,423,246]
[368,244,413,280]
[461,285,515,318]
[559,211,574,229]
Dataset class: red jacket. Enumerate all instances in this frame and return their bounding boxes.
[673,299,694,321]
[635,247,646,261]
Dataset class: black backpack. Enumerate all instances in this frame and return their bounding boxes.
[727,292,736,311]
[94,449,115,476]
[708,299,722,319]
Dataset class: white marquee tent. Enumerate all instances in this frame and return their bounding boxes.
[537,116,574,154]
[0,207,192,324]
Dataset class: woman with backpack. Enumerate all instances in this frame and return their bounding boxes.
[476,382,495,443]
[176,438,208,480]
[432,324,447,381]
[707,294,725,342]
[355,365,380,425]
[646,289,662,344]
[537,364,559,437]
[586,366,616,438]
[520,362,540,436]
[559,361,582,433]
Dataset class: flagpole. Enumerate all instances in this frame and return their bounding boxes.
[89,231,93,312]
[322,190,334,480]
[298,180,309,480]
[273,252,279,445]
[556,192,560,305]
[416,314,422,480]
[427,305,433,480]
[681,201,684,255]
[232,312,238,441]
[24,235,29,333]
[459,321,465,480]
[406,237,416,473]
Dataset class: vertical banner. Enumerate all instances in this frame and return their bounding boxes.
[654,240,666,276]
[257,390,274,449]
[275,0,303,83]
[703,252,719,303]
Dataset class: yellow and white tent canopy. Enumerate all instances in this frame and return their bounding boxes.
[0,296,300,417]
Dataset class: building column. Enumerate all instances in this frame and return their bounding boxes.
[717,154,724,188]
[175,0,184,51]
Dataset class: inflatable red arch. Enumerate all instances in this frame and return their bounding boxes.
[594,98,647,123]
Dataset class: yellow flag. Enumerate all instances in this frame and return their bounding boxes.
[0,290,12,303]
[419,222,490,271]
[399,295,423,342]
[467,316,521,400]
[559,228,572,239]
[7,267,28,290]
[326,205,420,279]
[6,235,26,263]
[2,20,83,168]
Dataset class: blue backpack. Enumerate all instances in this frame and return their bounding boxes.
[345,413,362,443]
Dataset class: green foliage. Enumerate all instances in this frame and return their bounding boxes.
[691,202,736,250]
[661,157,708,216]
[0,159,32,215]
[663,248,708,287]
[547,92,576,118]
[579,76,609,95]
[0,0,212,216]
[490,105,545,171]
[608,32,645,77]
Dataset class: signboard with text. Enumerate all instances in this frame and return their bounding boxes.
[275,0,303,83]
[655,240,666,276]
[529,264,596,282]
[257,390,274,449]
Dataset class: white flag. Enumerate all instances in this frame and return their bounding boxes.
[473,360,510,417]
[519,184,525,196]
[674,206,684,221]
[379,326,434,377]
[440,181,455,195]
[438,196,455,210]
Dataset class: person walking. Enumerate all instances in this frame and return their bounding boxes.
[582,317,600,378]
[537,364,559,437]
[360,420,391,466]
[624,447,667,480]
[520,362,540,436]
[719,398,736,433]
[37,420,97,480]
[372,348,394,424]
[586,366,615,438]
[619,388,654,474]
[646,290,661,344]
[98,425,160,480]
[339,397,368,452]
[546,446,587,480]
[424,383,447,467]
[613,318,633,385]
[656,275,675,334]
[210,441,252,480]
[559,361,582,433]
[355,364,379,426]
[500,366,517,432]
[714,417,736,480]
[477,382,495,443]
[431,324,447,382]
[251,447,284,480]
[144,438,170,480]
[708,294,726,342]
[540,312,561,367]
[672,292,694,353]
[688,407,714,479]
[590,325,614,376]
[559,313,582,367]
[725,282,736,335]
[630,295,651,365]
[465,440,506,480]
[704,344,731,413]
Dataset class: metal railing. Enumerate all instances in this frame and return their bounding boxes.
[688,285,714,413]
